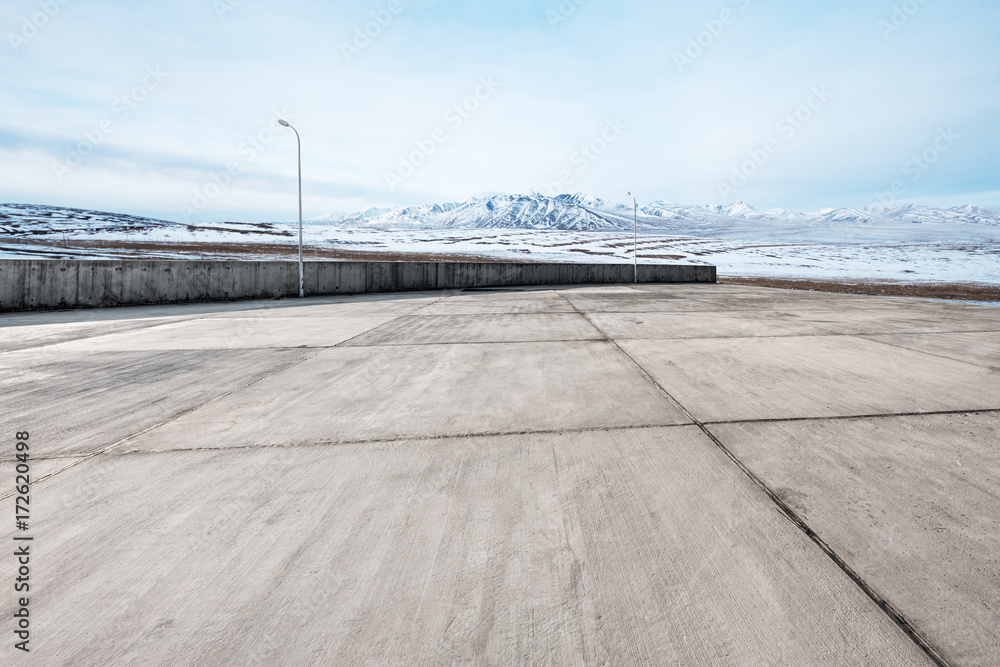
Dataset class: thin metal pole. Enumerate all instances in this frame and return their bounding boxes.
[292,126,303,298]
[278,119,303,297]
[628,192,638,283]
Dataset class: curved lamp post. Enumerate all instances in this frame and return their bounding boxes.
[278,119,304,298]
[627,191,638,283]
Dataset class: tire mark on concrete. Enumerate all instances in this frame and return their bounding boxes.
[0,350,324,500]
[334,290,461,347]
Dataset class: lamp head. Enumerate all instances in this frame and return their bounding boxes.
[278,119,290,127]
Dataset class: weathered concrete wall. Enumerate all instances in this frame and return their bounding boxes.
[0,260,716,312]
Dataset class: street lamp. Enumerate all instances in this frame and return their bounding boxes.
[627,191,638,283]
[278,119,304,298]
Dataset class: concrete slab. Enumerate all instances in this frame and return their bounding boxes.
[415,294,577,315]
[0,300,267,325]
[47,316,398,351]
[0,297,288,324]
[618,335,1000,422]
[711,413,1000,666]
[3,281,997,665]
[630,283,748,292]
[0,348,313,457]
[871,299,1000,315]
[345,313,604,346]
[588,310,838,340]
[119,342,691,452]
[865,331,1000,369]
[0,317,186,353]
[0,291,454,324]
[201,292,454,319]
[784,306,1000,335]
[693,291,926,312]
[590,306,1000,341]
[556,285,647,294]
[9,428,930,666]
[563,294,729,313]
[447,288,566,298]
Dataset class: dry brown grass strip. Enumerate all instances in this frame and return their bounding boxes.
[719,276,1000,303]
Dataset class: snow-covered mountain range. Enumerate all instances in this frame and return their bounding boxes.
[3,195,998,239]
[311,193,1000,231]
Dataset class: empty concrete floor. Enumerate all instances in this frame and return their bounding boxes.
[2,283,998,666]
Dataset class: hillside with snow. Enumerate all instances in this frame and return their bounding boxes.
[0,203,294,239]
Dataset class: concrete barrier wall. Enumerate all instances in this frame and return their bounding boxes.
[0,260,716,312]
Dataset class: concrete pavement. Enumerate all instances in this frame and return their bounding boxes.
[2,283,998,665]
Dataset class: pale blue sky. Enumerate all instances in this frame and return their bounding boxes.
[1,0,998,222]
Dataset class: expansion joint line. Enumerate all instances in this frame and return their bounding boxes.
[703,407,1000,427]
[89,422,692,458]
[0,350,325,501]
[556,291,954,667]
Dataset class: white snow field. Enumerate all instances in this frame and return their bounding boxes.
[2,193,998,284]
